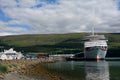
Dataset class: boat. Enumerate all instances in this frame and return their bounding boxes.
[83,28,108,60]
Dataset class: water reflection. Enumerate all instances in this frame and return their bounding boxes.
[43,61,111,80]
[85,61,109,80]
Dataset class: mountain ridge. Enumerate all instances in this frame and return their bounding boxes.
[0,33,119,57]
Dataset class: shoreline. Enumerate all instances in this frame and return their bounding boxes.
[0,58,63,80]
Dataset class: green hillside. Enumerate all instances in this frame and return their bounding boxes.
[0,33,120,57]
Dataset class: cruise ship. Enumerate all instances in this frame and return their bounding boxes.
[83,31,108,60]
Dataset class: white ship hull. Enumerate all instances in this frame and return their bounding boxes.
[84,40,108,60]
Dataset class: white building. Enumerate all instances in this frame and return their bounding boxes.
[0,53,8,60]
[0,48,24,60]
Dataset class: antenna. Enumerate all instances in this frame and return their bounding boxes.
[92,26,94,36]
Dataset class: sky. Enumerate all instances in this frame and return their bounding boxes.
[0,0,120,36]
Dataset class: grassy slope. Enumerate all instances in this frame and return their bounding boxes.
[0,33,120,57]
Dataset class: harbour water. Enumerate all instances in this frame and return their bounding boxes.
[42,60,120,80]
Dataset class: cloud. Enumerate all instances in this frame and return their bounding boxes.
[0,0,120,36]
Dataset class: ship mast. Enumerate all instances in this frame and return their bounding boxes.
[92,26,95,36]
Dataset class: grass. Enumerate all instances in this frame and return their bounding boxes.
[0,64,8,73]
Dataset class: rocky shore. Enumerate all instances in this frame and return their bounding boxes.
[0,58,63,80]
